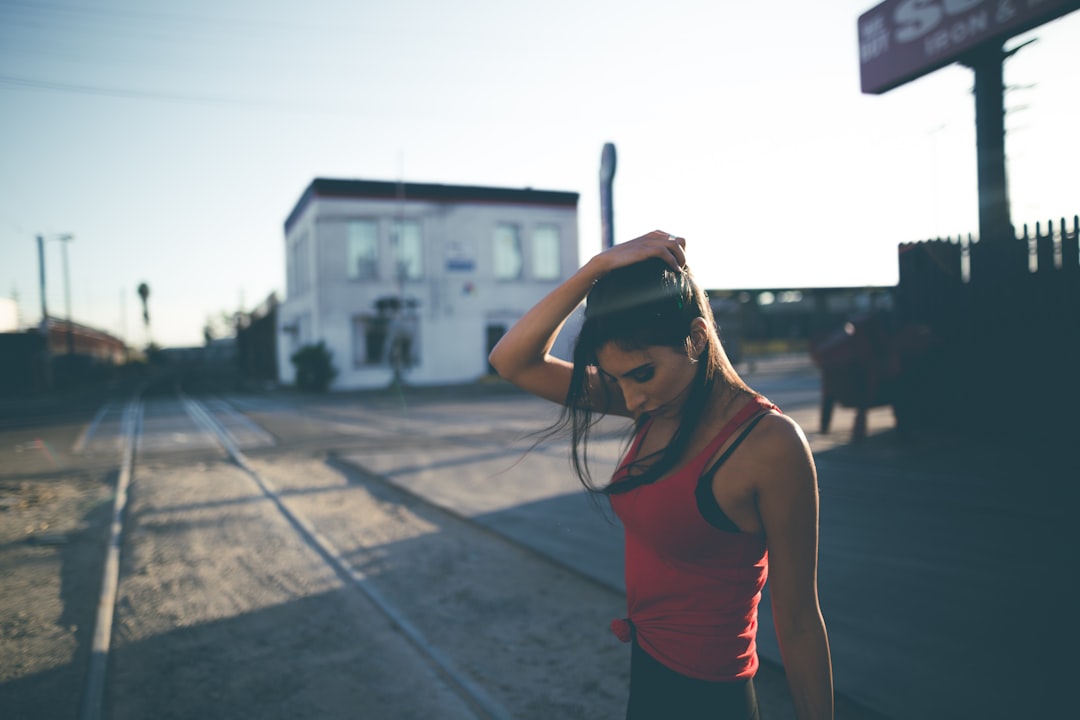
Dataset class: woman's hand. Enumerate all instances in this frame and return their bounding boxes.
[590,230,687,275]
[488,228,686,413]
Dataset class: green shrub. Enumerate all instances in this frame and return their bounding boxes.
[290,341,337,392]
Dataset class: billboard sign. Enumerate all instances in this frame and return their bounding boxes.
[859,0,1080,94]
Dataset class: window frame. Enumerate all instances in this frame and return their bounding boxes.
[493,223,524,280]
[390,219,423,281]
[347,220,380,281]
[530,224,561,280]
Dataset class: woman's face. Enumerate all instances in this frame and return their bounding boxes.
[595,342,698,420]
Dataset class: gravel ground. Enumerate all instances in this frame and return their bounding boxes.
[0,469,113,720]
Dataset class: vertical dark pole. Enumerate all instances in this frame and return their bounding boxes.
[36,234,53,390]
[62,238,74,355]
[599,142,617,250]
[968,43,1012,255]
[37,234,48,329]
[963,43,1016,429]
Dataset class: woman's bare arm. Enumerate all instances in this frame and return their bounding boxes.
[487,258,605,407]
[487,230,686,411]
[755,416,834,720]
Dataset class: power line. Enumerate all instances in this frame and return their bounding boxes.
[0,73,360,115]
[0,0,367,41]
[2,0,284,34]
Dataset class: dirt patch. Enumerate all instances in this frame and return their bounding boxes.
[0,471,114,720]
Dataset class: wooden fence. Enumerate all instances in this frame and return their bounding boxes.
[893,214,1079,439]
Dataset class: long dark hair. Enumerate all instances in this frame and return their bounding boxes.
[550,258,749,494]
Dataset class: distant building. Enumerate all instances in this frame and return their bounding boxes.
[708,285,896,357]
[0,319,127,395]
[42,318,127,365]
[279,178,579,389]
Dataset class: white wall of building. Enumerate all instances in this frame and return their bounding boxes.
[278,181,579,390]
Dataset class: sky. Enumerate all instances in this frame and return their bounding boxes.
[1,0,1077,348]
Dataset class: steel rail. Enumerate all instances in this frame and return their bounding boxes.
[80,396,142,720]
[180,392,513,720]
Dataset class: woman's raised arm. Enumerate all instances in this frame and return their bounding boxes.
[487,230,686,409]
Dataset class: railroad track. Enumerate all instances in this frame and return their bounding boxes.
[7,373,905,720]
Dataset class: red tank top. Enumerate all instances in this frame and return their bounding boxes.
[608,395,776,682]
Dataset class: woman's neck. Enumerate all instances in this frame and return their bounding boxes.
[648,376,745,436]
[703,379,751,427]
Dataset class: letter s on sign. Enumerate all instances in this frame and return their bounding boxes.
[894,0,942,43]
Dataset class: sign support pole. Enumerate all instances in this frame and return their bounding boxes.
[599,142,617,251]
[964,43,1012,253]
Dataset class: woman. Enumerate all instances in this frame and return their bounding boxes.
[488,230,833,719]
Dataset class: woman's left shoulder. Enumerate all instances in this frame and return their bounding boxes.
[744,411,816,486]
[753,408,810,450]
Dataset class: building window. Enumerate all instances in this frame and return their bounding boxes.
[347,220,379,280]
[352,314,388,366]
[391,220,423,280]
[493,224,522,279]
[531,224,561,280]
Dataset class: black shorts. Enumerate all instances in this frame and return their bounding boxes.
[626,640,760,720]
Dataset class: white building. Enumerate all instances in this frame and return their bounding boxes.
[278,178,580,389]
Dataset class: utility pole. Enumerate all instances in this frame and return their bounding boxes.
[965,44,1012,250]
[36,235,48,332]
[36,232,74,387]
[57,234,74,354]
[961,39,1034,286]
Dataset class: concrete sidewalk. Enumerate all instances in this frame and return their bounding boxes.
[777,427,1071,719]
